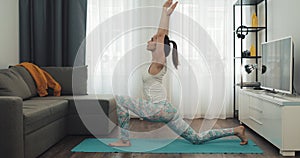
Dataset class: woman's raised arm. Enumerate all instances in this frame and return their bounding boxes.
[157,0,178,36]
[151,0,178,67]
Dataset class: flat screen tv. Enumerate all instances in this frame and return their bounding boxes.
[261,36,294,94]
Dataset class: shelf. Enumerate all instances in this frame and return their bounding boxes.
[234,56,261,59]
[234,0,264,6]
[247,27,266,32]
[236,82,261,87]
[235,27,266,33]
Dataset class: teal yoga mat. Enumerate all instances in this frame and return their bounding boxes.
[71,138,263,154]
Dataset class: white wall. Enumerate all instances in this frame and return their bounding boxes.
[0,0,19,69]
[265,0,300,93]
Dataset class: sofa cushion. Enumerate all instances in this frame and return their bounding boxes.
[66,94,117,115]
[23,100,68,134]
[42,66,87,95]
[9,66,37,97]
[31,94,116,115]
[0,69,32,99]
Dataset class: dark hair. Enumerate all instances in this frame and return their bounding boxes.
[164,35,179,69]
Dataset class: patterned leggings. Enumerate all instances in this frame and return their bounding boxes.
[115,95,235,144]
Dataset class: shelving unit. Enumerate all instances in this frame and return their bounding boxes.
[233,0,267,118]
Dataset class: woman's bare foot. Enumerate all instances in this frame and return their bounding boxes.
[108,139,131,147]
[234,126,248,145]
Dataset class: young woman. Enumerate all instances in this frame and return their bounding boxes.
[109,0,247,147]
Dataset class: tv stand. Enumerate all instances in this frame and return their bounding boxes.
[239,89,300,156]
[263,90,298,98]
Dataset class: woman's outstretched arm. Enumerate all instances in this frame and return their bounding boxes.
[157,0,178,36]
[151,0,178,67]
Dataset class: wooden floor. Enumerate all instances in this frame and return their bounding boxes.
[39,118,300,158]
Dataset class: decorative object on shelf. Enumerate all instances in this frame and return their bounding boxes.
[236,25,248,39]
[244,64,257,74]
[262,65,267,74]
[242,50,251,57]
[251,13,258,27]
[250,44,256,56]
[244,64,267,74]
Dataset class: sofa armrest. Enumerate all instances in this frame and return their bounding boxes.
[0,96,24,158]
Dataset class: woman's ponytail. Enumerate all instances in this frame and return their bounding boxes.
[164,35,179,69]
[170,40,179,69]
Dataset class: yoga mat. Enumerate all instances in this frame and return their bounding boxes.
[71,138,263,154]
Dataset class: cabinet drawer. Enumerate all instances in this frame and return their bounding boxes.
[249,96,264,125]
[249,105,263,124]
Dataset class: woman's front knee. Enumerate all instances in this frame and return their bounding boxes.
[163,111,180,123]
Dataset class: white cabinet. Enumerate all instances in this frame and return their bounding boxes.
[239,89,300,156]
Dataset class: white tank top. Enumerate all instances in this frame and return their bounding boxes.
[142,65,167,103]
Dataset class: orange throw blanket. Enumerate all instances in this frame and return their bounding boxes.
[17,62,61,97]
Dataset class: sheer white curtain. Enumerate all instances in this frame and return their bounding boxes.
[86,0,234,119]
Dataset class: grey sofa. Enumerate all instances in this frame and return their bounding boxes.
[0,65,117,158]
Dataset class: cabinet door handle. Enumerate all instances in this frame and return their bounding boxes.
[249,116,263,125]
[249,106,263,113]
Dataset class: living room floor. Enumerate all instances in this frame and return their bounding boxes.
[39,118,300,158]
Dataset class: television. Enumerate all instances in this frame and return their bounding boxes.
[260,36,294,94]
